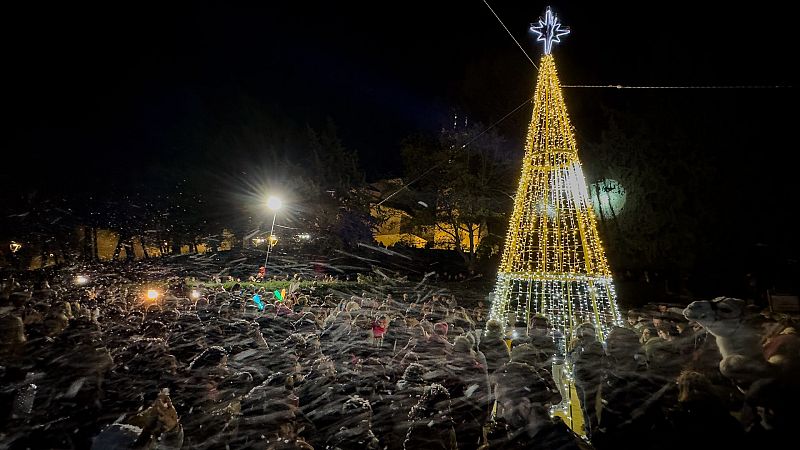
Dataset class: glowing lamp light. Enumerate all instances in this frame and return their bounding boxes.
[190,290,201,300]
[146,289,160,300]
[9,241,22,253]
[268,235,279,246]
[267,196,282,211]
[75,275,89,285]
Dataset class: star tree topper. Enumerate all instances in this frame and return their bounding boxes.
[530,6,570,55]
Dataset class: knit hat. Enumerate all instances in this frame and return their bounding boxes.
[486,319,503,335]
[453,336,472,354]
[402,362,426,383]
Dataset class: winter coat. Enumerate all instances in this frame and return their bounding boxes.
[480,337,510,376]
[403,416,458,450]
[480,417,593,450]
[570,338,604,388]
[388,380,425,450]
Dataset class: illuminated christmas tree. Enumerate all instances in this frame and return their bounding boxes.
[489,7,622,357]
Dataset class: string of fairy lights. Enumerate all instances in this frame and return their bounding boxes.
[486,9,623,432]
[562,84,790,89]
[489,53,622,353]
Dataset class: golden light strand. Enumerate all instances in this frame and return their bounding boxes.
[490,54,623,353]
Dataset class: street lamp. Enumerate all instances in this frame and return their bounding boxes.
[263,195,283,273]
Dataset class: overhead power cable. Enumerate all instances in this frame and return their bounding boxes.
[482,0,538,70]
[375,96,533,207]
[375,3,792,208]
[562,84,791,89]
[482,1,792,90]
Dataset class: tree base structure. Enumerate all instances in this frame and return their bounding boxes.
[492,272,619,357]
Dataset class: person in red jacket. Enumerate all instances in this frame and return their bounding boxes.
[372,315,388,347]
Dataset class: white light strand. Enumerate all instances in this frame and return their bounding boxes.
[562,84,792,89]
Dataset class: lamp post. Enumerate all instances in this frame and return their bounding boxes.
[263,196,282,272]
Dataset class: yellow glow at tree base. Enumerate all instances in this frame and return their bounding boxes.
[552,381,586,437]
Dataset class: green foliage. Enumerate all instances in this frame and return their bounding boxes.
[582,110,720,274]
[299,119,375,248]
[307,119,364,194]
[0,98,377,266]
[399,122,516,269]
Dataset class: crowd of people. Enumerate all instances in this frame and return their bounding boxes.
[1,271,799,449]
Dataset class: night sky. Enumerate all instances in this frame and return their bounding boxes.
[4,2,795,193]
